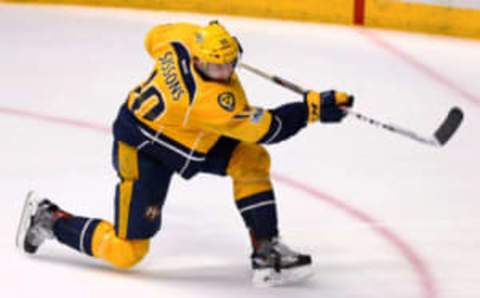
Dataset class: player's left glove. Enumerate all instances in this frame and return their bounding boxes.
[304,90,354,123]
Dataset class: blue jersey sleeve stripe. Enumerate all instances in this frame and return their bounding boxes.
[171,42,197,105]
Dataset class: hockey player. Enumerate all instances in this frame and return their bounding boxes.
[16,21,353,286]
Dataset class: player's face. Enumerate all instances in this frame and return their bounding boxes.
[198,60,236,81]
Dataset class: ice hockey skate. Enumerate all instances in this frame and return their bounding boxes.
[16,191,58,254]
[251,238,313,287]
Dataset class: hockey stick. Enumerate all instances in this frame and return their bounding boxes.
[239,62,463,147]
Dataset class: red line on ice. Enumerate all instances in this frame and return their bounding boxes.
[358,29,480,107]
[272,173,437,298]
[0,106,437,298]
[0,106,110,134]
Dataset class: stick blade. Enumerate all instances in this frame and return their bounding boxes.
[434,107,464,146]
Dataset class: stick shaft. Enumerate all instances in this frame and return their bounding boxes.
[240,63,307,95]
[347,110,438,146]
[239,62,440,147]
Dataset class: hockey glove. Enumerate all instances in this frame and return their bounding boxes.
[304,90,354,123]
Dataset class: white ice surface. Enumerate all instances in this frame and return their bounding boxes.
[1,3,479,298]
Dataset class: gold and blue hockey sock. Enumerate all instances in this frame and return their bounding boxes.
[236,190,279,240]
[53,216,149,269]
[53,216,102,256]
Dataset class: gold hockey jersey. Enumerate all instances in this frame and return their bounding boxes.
[125,23,273,155]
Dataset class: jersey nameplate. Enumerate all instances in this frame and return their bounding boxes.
[159,51,185,101]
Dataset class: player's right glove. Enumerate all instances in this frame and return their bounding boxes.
[304,90,354,123]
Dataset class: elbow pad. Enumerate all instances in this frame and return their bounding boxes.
[258,102,308,145]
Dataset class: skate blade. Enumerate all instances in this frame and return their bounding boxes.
[15,191,39,253]
[252,265,314,287]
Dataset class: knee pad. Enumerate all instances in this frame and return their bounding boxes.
[91,221,149,269]
[226,143,273,200]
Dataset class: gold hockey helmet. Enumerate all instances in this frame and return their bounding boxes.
[192,21,241,64]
